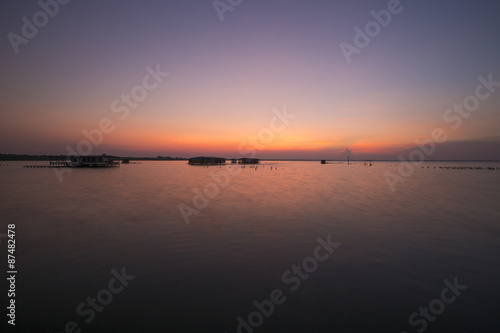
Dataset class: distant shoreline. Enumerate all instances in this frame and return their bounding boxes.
[1,154,499,162]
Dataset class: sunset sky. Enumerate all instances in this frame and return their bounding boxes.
[1,0,499,160]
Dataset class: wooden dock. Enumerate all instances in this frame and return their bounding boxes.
[24,165,67,168]
[24,162,120,168]
[435,166,500,170]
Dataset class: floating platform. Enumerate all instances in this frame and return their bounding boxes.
[188,156,226,165]
[24,154,120,168]
[24,163,119,168]
[436,166,499,170]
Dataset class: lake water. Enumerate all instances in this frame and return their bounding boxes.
[1,160,499,332]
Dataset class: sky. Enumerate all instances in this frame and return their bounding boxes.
[1,0,499,160]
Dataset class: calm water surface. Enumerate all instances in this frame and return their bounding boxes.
[1,161,499,332]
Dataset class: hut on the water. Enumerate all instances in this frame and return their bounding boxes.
[49,154,120,167]
[239,158,260,165]
[188,156,226,165]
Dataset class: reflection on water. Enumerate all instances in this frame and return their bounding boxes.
[0,161,499,332]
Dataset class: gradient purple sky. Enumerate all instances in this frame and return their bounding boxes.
[1,0,499,159]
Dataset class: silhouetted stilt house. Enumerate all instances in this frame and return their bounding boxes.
[49,154,120,167]
[188,156,226,165]
[239,158,259,165]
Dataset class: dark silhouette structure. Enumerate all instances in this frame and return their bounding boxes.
[188,156,226,165]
